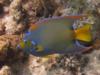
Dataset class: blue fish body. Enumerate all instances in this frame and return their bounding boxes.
[18,16,92,56]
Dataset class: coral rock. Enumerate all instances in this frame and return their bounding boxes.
[2,15,24,34]
[0,65,12,75]
[0,35,22,61]
[0,19,5,35]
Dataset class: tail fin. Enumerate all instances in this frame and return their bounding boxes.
[75,24,92,42]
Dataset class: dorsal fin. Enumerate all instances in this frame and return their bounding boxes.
[29,15,87,31]
[64,15,87,19]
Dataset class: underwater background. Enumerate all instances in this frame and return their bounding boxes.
[0,0,100,75]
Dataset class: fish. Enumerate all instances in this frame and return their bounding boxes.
[18,16,93,57]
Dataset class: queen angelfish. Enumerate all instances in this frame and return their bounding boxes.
[18,16,93,56]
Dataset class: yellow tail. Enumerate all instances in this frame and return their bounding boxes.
[75,24,92,42]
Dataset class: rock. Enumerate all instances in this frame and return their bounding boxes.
[9,0,22,21]
[22,0,59,23]
[2,15,25,34]
[10,55,47,75]
[0,0,11,6]
[82,50,100,75]
[0,35,22,62]
[24,55,47,75]
[0,19,5,35]
[22,0,43,23]
[93,39,100,50]
[0,40,8,61]
[0,65,12,75]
